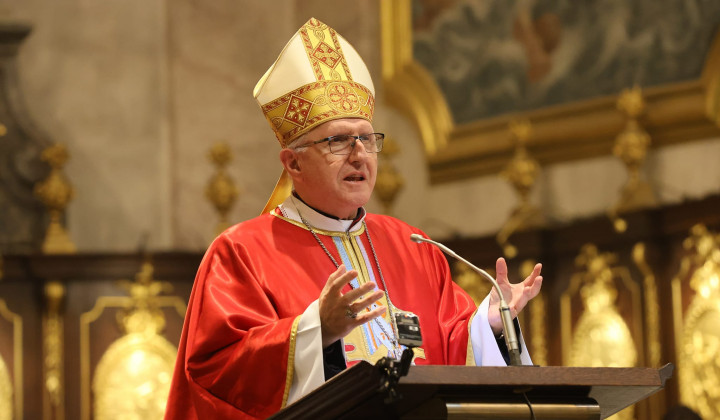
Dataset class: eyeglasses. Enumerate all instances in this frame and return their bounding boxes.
[299,133,385,155]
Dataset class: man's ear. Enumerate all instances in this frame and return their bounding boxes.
[279,148,301,175]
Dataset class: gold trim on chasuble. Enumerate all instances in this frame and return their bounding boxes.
[259,20,374,145]
[465,308,479,366]
[270,210,367,236]
[281,316,302,408]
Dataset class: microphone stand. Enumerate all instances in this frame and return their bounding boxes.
[410,234,523,366]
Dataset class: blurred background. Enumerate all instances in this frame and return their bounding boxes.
[0,0,718,419]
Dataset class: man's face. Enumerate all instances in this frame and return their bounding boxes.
[289,118,378,219]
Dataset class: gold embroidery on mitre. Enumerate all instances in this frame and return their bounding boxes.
[261,80,374,145]
[300,18,353,82]
[258,18,375,146]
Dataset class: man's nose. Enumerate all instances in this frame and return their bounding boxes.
[348,139,369,158]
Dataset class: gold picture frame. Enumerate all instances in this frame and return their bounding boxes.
[381,0,720,183]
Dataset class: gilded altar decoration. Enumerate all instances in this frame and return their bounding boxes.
[205,142,239,237]
[81,260,186,420]
[632,243,661,367]
[564,245,638,368]
[43,281,65,420]
[522,259,547,367]
[34,143,76,253]
[453,261,492,305]
[528,291,547,366]
[609,86,657,232]
[0,354,10,420]
[672,224,720,420]
[0,299,22,420]
[374,136,404,215]
[497,119,543,258]
[562,245,638,420]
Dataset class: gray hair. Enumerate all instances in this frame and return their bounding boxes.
[286,133,309,151]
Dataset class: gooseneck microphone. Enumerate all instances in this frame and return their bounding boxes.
[409,234,522,366]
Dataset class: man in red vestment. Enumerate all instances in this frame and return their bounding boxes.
[165,18,543,420]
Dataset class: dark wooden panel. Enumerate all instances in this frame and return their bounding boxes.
[0,251,202,420]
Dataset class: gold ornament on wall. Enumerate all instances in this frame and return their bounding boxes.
[672,224,720,420]
[497,119,544,258]
[43,281,65,420]
[0,298,11,420]
[0,353,10,420]
[562,245,638,366]
[34,143,76,253]
[205,142,239,238]
[374,135,404,215]
[561,244,639,420]
[522,259,547,367]
[632,243,661,368]
[609,86,657,232]
[0,298,22,420]
[81,259,186,420]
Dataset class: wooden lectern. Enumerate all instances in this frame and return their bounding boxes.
[270,362,673,419]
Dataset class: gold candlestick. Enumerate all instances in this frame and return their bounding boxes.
[205,142,239,237]
[609,86,657,232]
[497,119,544,258]
[34,143,76,253]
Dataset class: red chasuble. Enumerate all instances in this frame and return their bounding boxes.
[164,209,477,420]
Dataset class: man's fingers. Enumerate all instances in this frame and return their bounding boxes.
[523,263,543,285]
[324,264,346,289]
[343,281,377,304]
[495,257,509,284]
[526,276,543,298]
[328,265,358,293]
[353,305,386,324]
[512,276,543,315]
[348,290,384,313]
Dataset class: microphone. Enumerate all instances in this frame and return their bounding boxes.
[409,234,522,366]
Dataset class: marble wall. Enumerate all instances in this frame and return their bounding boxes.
[2,0,719,251]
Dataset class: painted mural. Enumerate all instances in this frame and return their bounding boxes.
[412,0,720,123]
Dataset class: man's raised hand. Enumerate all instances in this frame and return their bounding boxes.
[318,264,386,348]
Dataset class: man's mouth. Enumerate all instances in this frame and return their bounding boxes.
[344,175,365,182]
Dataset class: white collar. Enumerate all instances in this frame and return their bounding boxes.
[278,195,366,233]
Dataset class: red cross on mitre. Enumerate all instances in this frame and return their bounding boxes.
[311,42,342,69]
[283,95,313,126]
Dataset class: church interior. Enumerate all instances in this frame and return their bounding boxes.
[1,1,719,419]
